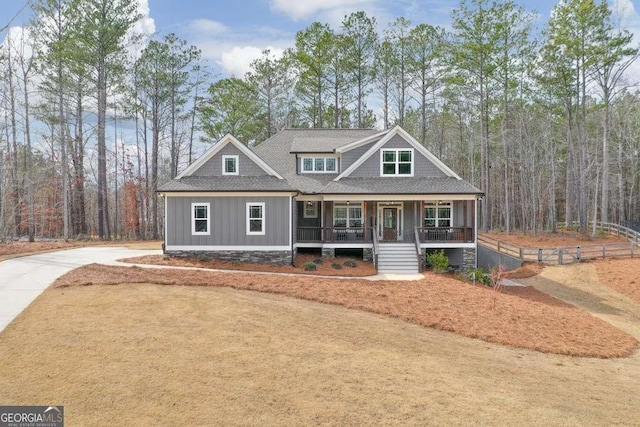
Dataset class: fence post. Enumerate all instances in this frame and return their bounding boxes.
[538,248,542,263]
[520,247,524,261]
[559,249,563,265]
[497,241,501,252]
[577,246,581,261]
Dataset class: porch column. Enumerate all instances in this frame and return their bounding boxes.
[321,200,326,242]
[463,200,468,242]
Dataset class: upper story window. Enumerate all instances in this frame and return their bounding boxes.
[381,149,413,176]
[301,157,337,173]
[424,201,451,228]
[191,203,210,235]
[222,155,239,175]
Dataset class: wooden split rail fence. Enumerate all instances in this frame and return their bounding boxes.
[478,222,640,266]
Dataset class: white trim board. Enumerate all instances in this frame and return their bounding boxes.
[335,125,462,181]
[420,243,476,249]
[175,134,283,179]
[322,243,374,249]
[323,194,479,202]
[161,192,297,197]
[335,129,390,153]
[165,245,291,251]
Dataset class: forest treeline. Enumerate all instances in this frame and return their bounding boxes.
[0,0,638,241]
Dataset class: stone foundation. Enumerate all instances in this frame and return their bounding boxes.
[363,247,373,263]
[321,247,335,258]
[463,247,476,270]
[166,250,293,265]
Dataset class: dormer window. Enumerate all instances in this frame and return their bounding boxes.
[381,149,413,176]
[301,157,337,173]
[223,155,239,175]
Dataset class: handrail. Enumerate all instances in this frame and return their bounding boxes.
[414,227,422,272]
[371,227,379,269]
[416,226,473,243]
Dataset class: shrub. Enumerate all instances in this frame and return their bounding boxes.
[313,258,324,265]
[303,262,317,271]
[162,255,171,261]
[195,253,211,262]
[331,262,343,270]
[343,259,358,268]
[426,250,449,273]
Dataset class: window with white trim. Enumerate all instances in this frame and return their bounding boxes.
[301,157,337,173]
[247,202,265,235]
[222,155,239,175]
[191,203,210,235]
[381,149,413,176]
[424,201,451,227]
[303,201,318,218]
[333,203,363,228]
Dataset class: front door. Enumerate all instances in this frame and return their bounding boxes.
[383,208,398,241]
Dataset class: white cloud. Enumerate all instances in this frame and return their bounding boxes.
[219,46,285,77]
[613,0,637,19]
[190,19,229,35]
[269,0,374,20]
[612,0,640,83]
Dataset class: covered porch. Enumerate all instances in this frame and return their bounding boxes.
[294,197,477,245]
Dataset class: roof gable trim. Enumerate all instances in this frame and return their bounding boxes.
[176,134,283,179]
[334,126,462,181]
[334,129,390,153]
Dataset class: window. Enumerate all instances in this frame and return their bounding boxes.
[222,155,238,175]
[303,201,318,218]
[191,203,210,235]
[246,203,265,235]
[424,201,451,228]
[301,157,337,173]
[381,149,413,176]
[333,203,363,228]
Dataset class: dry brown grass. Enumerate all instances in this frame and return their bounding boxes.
[594,258,640,304]
[53,264,637,358]
[121,253,377,276]
[2,284,640,425]
[505,262,546,279]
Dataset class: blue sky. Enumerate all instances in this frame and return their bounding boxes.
[2,0,639,78]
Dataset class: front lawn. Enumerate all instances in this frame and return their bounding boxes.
[1,282,639,425]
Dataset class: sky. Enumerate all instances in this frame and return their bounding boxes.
[2,0,639,79]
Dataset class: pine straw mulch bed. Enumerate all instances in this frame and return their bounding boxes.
[594,258,640,305]
[54,264,637,358]
[119,254,378,277]
[0,240,161,259]
[482,230,629,248]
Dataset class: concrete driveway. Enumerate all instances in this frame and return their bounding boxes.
[0,246,162,332]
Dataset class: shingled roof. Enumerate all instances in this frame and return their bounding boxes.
[160,128,483,196]
[159,176,295,192]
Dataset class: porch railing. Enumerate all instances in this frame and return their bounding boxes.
[416,227,474,243]
[297,226,474,243]
[296,227,370,243]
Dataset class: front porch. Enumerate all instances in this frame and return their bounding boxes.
[294,199,477,245]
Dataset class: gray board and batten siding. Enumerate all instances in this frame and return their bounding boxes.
[165,196,290,247]
[340,141,377,171]
[190,143,269,177]
[347,134,448,178]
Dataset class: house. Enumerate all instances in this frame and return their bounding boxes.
[158,125,483,273]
